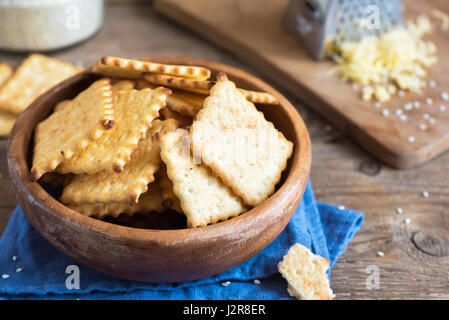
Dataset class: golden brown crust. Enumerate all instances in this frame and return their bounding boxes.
[142,73,213,94]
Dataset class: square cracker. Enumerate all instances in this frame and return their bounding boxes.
[31,78,114,180]
[159,128,245,228]
[190,73,293,207]
[67,181,166,218]
[0,63,13,88]
[0,54,82,114]
[57,87,169,174]
[278,243,334,300]
[0,110,17,137]
[60,119,179,205]
[92,56,211,80]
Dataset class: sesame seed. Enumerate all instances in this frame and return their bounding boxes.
[396,109,403,116]
[221,281,231,287]
[2,274,10,279]
[422,191,429,198]
[396,207,403,214]
[254,279,261,285]
[16,268,23,273]
[429,80,437,88]
[404,103,413,110]
[404,218,411,225]
[400,115,408,121]
[12,256,17,262]
[423,113,430,120]
[398,90,405,97]
[426,98,434,105]
[442,92,449,101]
[419,123,428,131]
[429,118,436,124]
[439,105,447,112]
[382,109,389,116]
[408,136,415,143]
[376,251,384,257]
[338,205,345,210]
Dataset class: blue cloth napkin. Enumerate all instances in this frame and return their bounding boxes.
[0,181,363,300]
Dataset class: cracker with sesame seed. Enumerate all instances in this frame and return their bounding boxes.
[0,110,17,137]
[31,79,114,180]
[92,56,212,80]
[278,243,334,300]
[60,119,179,205]
[67,181,166,218]
[159,128,245,228]
[0,63,13,88]
[190,73,293,207]
[56,88,169,175]
[0,54,82,114]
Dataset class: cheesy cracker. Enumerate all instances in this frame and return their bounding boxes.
[31,78,114,180]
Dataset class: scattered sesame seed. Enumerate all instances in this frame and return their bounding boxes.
[12,256,17,262]
[429,118,436,124]
[422,191,429,198]
[400,115,408,121]
[374,102,381,108]
[429,80,437,88]
[16,268,23,273]
[423,113,430,120]
[442,92,449,101]
[221,281,231,287]
[382,109,389,116]
[395,109,403,116]
[396,207,403,214]
[404,103,413,110]
[408,136,416,143]
[1,274,10,279]
[426,98,434,105]
[398,90,405,97]
[254,279,261,285]
[413,101,420,109]
[376,251,384,257]
[404,218,411,225]
[338,205,345,210]
[439,105,447,112]
[419,123,428,131]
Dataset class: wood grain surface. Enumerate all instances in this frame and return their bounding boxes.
[154,0,449,170]
[0,0,448,299]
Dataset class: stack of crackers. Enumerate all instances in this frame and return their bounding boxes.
[0,54,83,137]
[32,56,294,228]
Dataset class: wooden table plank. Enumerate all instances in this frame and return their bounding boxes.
[0,1,448,299]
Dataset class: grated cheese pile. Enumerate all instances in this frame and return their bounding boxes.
[328,15,438,103]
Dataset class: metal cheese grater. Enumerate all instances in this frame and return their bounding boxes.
[283,0,404,60]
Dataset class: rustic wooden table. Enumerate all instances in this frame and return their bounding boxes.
[1,0,448,299]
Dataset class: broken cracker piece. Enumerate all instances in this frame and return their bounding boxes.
[278,243,333,300]
[67,181,166,218]
[60,119,179,204]
[57,87,169,174]
[240,89,279,105]
[0,54,82,114]
[31,78,114,180]
[92,56,211,80]
[191,73,293,207]
[160,128,245,228]
[0,110,17,137]
[0,63,13,88]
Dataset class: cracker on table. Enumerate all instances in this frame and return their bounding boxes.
[159,128,245,228]
[142,73,214,94]
[278,244,334,300]
[92,56,211,80]
[57,87,169,174]
[160,107,193,128]
[31,78,114,180]
[157,163,182,213]
[0,110,17,137]
[0,63,13,88]
[60,119,179,204]
[0,54,82,114]
[190,72,293,207]
[67,181,166,218]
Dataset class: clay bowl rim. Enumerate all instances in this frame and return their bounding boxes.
[7,57,311,247]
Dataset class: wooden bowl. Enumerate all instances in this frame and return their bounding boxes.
[7,57,311,283]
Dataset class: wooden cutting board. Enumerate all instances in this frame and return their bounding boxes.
[154,0,449,169]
